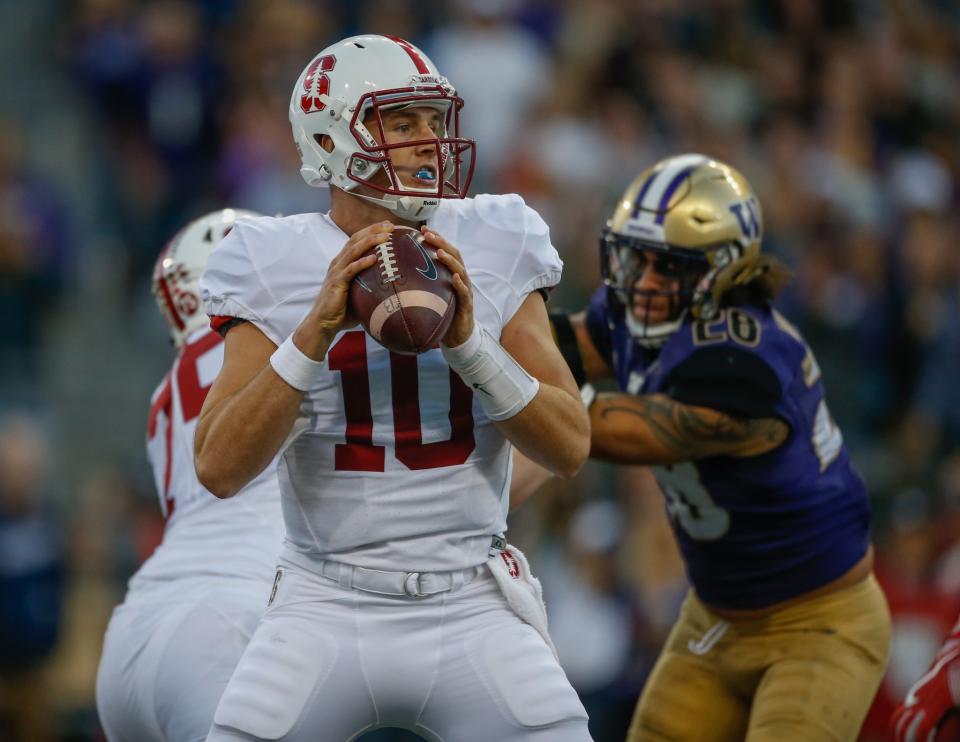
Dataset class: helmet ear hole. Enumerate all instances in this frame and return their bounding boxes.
[712,245,740,269]
[313,134,334,153]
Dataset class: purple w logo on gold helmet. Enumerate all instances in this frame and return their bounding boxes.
[729,198,761,241]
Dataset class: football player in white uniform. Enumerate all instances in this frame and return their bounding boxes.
[195,34,592,741]
[96,210,285,742]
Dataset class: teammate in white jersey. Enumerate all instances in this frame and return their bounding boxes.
[96,210,285,742]
[195,35,592,741]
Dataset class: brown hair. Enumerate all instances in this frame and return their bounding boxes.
[721,254,793,308]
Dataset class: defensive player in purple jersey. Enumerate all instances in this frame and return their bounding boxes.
[534,154,892,741]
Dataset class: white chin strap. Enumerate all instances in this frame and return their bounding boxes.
[625,307,687,348]
[351,189,440,221]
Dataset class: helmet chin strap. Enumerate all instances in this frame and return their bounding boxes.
[351,189,439,222]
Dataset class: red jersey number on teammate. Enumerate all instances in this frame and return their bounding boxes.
[147,332,224,516]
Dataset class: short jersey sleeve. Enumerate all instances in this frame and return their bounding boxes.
[505,198,563,318]
[200,219,286,346]
[652,308,794,420]
[665,345,783,418]
[462,194,563,326]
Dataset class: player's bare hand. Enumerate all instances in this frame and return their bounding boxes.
[423,226,474,348]
[295,221,392,359]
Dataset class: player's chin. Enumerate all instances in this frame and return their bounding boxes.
[632,306,671,324]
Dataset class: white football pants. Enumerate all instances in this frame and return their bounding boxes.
[97,585,269,742]
[206,560,591,741]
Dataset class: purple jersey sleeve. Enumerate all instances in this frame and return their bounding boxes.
[664,345,782,418]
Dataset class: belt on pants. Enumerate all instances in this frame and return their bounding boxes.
[315,559,486,598]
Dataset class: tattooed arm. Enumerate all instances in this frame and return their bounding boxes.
[509,309,787,500]
[510,390,787,507]
[589,392,789,465]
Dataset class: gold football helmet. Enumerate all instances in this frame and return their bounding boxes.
[601,154,765,347]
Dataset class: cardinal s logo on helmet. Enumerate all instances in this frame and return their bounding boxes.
[288,35,476,222]
[600,154,774,348]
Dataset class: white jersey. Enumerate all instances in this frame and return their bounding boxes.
[128,327,284,600]
[201,194,562,573]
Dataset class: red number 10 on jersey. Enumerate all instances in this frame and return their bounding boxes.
[147,329,475,518]
[329,331,476,471]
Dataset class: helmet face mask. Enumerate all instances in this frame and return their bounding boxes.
[290,35,476,221]
[600,229,711,345]
[343,85,475,203]
[602,154,764,347]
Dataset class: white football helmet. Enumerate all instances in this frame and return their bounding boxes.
[289,34,475,221]
[152,208,263,347]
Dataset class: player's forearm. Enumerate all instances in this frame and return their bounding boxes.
[588,393,788,464]
[588,393,683,465]
[496,384,589,478]
[195,368,304,498]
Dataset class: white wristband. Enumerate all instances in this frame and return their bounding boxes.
[442,323,540,421]
[580,383,597,411]
[441,322,483,365]
[270,335,325,392]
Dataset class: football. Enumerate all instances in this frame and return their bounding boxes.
[349,226,457,355]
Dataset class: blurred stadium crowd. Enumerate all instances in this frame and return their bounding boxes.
[1,0,960,739]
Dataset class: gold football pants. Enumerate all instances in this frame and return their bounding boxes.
[627,574,891,742]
